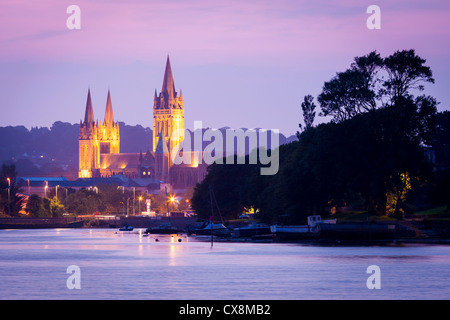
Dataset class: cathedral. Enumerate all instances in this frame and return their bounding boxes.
[78,56,206,189]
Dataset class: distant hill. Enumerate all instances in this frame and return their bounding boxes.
[0,121,296,178]
[0,121,153,177]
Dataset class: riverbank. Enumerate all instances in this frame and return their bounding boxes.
[0,216,197,230]
[0,217,83,229]
[1,216,450,246]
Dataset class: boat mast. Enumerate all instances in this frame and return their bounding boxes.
[209,185,214,247]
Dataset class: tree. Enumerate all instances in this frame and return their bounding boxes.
[49,197,65,217]
[192,49,439,224]
[151,192,172,215]
[431,111,450,211]
[97,183,130,214]
[0,164,25,216]
[434,111,450,167]
[297,95,316,136]
[383,49,434,101]
[318,51,382,122]
[25,194,46,217]
[191,155,259,221]
[317,50,434,123]
[179,187,194,211]
[66,188,102,215]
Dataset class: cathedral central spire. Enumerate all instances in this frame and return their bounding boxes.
[161,55,176,99]
[153,56,184,155]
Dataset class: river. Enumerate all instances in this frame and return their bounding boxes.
[0,228,449,300]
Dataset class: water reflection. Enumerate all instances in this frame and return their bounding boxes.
[0,229,449,299]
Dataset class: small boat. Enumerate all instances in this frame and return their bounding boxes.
[193,221,231,237]
[231,222,271,238]
[270,215,323,239]
[144,223,183,235]
[119,224,133,231]
[193,185,231,239]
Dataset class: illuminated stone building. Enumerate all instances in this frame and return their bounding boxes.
[78,56,206,189]
[78,89,120,178]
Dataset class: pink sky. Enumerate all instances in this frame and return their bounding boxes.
[1,0,450,135]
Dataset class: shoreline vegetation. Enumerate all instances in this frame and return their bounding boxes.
[189,49,450,236]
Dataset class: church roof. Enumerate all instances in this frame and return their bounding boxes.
[84,88,95,127]
[104,89,114,127]
[100,153,141,169]
[142,150,156,164]
[127,178,160,188]
[155,129,169,154]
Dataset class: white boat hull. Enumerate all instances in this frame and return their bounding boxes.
[270,225,313,234]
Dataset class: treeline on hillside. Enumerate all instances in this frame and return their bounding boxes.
[0,121,295,177]
[0,122,152,174]
[191,49,450,224]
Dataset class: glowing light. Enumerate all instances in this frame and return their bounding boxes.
[80,170,91,178]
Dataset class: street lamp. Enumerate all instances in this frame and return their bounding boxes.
[138,196,142,214]
[6,178,10,216]
[65,188,68,213]
[44,181,48,198]
[133,187,135,215]
[55,185,59,203]
[117,186,125,215]
[169,196,176,215]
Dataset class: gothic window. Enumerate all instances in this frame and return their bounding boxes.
[100,142,110,154]
[82,144,88,168]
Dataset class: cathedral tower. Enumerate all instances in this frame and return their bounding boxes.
[153,56,184,157]
[99,89,120,155]
[78,89,120,178]
[78,89,100,178]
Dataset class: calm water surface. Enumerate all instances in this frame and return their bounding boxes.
[0,228,449,300]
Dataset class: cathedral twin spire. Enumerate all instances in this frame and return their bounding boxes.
[84,89,95,127]
[82,88,116,128]
[79,87,120,178]
[104,89,115,127]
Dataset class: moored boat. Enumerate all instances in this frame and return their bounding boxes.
[144,223,183,234]
[231,222,271,238]
[270,215,327,240]
[193,221,231,237]
[119,224,133,231]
